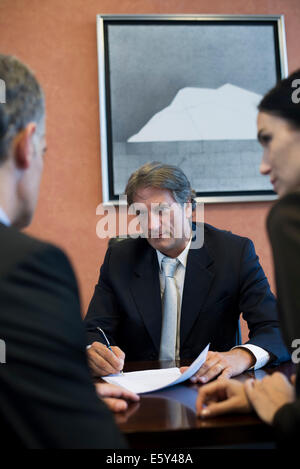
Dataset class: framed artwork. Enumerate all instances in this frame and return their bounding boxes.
[96,14,288,204]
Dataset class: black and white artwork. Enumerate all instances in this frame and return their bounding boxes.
[97,15,288,203]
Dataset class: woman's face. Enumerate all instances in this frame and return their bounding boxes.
[258,111,300,197]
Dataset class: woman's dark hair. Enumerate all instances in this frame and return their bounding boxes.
[258,69,300,129]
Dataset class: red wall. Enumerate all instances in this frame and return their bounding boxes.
[1,0,299,341]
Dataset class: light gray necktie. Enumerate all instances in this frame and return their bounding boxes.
[159,257,179,361]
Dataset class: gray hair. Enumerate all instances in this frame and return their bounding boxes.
[125,162,196,209]
[0,55,45,164]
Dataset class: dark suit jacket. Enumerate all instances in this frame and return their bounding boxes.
[0,223,125,449]
[267,191,300,447]
[85,223,289,364]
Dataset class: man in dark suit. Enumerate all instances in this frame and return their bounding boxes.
[85,162,290,382]
[0,54,138,448]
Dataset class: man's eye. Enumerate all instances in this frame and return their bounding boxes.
[137,210,147,217]
[158,206,170,213]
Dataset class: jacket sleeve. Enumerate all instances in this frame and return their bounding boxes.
[84,247,121,346]
[238,238,290,364]
[0,243,126,449]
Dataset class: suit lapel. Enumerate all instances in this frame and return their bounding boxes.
[180,244,215,348]
[130,244,162,353]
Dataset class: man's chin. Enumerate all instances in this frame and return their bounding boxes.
[147,236,175,252]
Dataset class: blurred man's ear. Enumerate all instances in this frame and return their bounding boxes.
[14,122,37,170]
[185,200,193,219]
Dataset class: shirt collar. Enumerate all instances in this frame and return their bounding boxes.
[0,206,11,226]
[156,237,192,270]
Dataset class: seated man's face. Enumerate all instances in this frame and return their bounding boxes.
[132,186,191,257]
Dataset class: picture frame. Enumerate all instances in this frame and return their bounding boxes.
[96,14,288,205]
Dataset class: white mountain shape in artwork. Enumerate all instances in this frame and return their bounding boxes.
[127,84,262,142]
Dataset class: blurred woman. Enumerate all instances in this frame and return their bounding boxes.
[196,70,300,447]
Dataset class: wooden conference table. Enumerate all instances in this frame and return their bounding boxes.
[106,360,296,449]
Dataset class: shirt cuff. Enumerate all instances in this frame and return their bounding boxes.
[232,344,271,370]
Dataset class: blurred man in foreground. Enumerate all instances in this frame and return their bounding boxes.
[0,54,138,449]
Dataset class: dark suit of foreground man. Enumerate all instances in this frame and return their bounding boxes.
[0,55,128,448]
[85,162,289,381]
[0,224,125,448]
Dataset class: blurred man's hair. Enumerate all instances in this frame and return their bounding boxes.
[0,55,45,164]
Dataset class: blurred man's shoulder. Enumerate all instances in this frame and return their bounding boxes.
[0,224,69,276]
[0,223,47,256]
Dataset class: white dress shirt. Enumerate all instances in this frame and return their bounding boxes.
[0,206,11,226]
[156,241,270,370]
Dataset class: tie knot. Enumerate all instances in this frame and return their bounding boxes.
[162,257,178,278]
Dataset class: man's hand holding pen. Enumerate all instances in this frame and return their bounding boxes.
[87,328,140,412]
[87,341,125,376]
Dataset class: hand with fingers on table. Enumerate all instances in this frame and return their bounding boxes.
[180,348,256,384]
[244,372,296,424]
[196,378,252,418]
[95,382,140,413]
[196,372,296,422]
[114,402,141,424]
[87,341,125,377]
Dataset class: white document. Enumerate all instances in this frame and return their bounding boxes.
[102,344,209,394]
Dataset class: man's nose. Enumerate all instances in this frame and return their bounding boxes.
[148,211,161,234]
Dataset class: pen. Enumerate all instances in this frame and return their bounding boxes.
[97,327,124,374]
